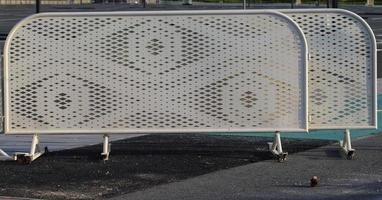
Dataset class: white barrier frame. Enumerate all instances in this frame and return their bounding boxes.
[3,10,309,134]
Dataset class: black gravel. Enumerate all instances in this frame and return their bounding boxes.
[0,134,332,200]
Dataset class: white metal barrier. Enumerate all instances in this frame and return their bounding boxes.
[2,10,309,161]
[1,9,376,162]
[3,10,308,134]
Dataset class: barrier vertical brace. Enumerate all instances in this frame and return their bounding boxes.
[339,129,355,160]
[268,131,288,162]
[15,134,44,164]
[101,134,111,161]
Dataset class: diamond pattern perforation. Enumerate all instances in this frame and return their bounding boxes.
[285,11,375,128]
[5,12,307,133]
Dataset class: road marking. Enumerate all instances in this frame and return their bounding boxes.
[370,17,382,20]
[0,19,20,22]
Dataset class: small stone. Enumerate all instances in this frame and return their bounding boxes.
[310,176,319,187]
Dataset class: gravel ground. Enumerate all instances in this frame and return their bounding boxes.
[0,134,331,200]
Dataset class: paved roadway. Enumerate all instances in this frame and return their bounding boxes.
[112,133,382,200]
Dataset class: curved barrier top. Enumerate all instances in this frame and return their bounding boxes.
[281,9,377,130]
[3,10,308,134]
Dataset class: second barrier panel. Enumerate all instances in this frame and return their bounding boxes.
[283,9,377,130]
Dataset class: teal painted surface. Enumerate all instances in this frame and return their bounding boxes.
[212,95,382,141]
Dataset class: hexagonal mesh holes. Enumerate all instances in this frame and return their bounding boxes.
[4,11,308,133]
[284,10,377,129]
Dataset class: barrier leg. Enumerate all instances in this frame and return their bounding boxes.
[101,134,111,161]
[339,129,355,160]
[183,0,192,5]
[15,134,44,164]
[0,148,13,161]
[366,0,374,6]
[268,131,288,162]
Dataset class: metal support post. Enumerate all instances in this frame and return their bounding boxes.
[15,134,44,164]
[366,0,374,6]
[268,131,288,162]
[35,0,40,13]
[183,0,192,5]
[101,134,111,161]
[339,129,355,160]
[331,0,337,8]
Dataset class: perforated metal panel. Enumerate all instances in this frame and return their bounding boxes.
[3,10,308,134]
[282,9,377,129]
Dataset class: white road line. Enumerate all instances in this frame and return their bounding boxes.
[371,17,382,20]
[0,19,20,22]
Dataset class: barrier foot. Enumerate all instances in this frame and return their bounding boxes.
[15,134,44,164]
[268,131,288,162]
[101,134,111,161]
[339,129,355,160]
[0,149,13,161]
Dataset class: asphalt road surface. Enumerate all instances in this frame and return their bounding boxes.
[112,133,382,200]
[0,134,331,200]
